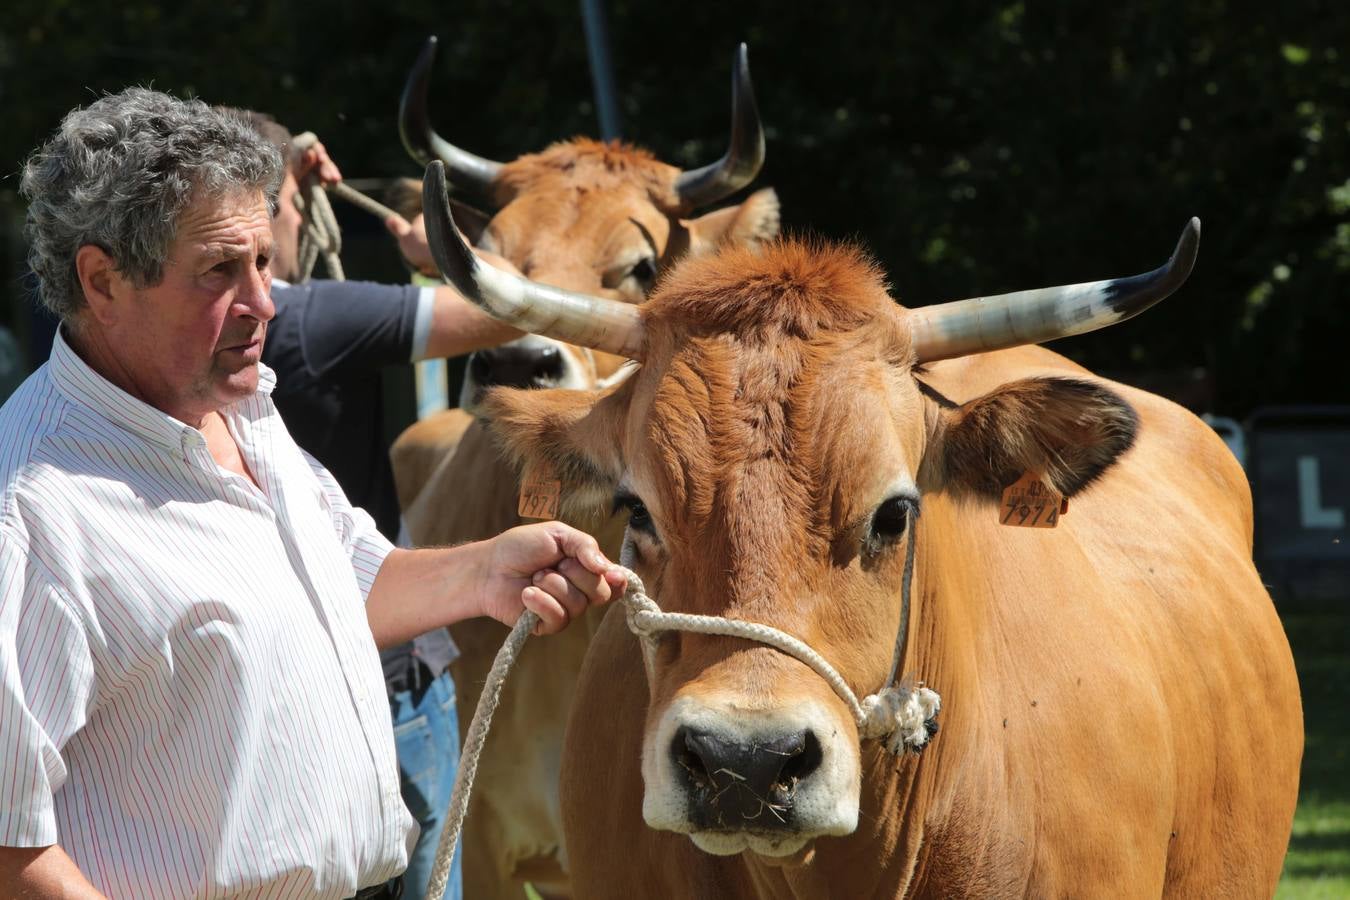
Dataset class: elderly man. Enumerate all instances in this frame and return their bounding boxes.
[0,88,623,899]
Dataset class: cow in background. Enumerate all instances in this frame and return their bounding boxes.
[422,179,1302,898]
[392,38,781,899]
[390,37,778,511]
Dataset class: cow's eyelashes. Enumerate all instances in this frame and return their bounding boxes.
[865,496,916,554]
[614,492,655,534]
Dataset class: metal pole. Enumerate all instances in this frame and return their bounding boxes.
[580,0,622,140]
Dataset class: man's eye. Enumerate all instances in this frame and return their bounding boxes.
[256,254,271,271]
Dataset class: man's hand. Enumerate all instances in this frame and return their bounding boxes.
[384,212,437,276]
[385,212,520,280]
[294,139,342,186]
[476,522,627,635]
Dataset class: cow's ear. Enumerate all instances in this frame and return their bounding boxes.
[935,377,1139,499]
[683,188,781,256]
[383,177,490,246]
[481,385,626,511]
[450,199,491,246]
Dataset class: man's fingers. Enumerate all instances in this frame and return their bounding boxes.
[521,586,568,635]
[552,525,612,576]
[533,568,592,621]
[554,558,614,608]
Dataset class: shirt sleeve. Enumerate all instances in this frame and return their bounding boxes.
[279,280,423,378]
[300,451,395,601]
[0,529,97,847]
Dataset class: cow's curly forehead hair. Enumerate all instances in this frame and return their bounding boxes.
[19,87,283,321]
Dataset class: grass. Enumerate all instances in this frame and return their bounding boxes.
[1276,613,1350,899]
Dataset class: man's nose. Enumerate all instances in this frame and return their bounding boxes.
[241,266,275,322]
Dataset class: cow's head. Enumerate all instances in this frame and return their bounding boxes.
[401,37,781,408]
[424,175,1198,857]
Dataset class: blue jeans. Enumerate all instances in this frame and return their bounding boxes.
[389,669,462,900]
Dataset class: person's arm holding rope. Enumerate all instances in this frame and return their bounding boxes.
[385,211,525,358]
[293,136,524,356]
[365,522,628,646]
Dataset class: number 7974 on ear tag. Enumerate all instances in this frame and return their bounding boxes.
[518,464,561,520]
[999,472,1067,528]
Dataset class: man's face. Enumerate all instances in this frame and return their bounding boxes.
[270,170,302,282]
[104,189,275,424]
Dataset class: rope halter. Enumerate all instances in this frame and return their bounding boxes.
[423,560,941,900]
[621,570,941,757]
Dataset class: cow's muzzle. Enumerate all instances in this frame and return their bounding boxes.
[673,726,823,831]
[643,695,860,858]
[460,335,592,410]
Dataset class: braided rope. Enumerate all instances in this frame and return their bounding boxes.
[423,568,940,899]
[424,608,539,900]
[288,134,405,283]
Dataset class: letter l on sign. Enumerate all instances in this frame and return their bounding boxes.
[1298,456,1345,529]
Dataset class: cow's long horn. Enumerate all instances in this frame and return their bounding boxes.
[423,161,645,360]
[909,219,1200,363]
[400,36,503,196]
[674,44,766,208]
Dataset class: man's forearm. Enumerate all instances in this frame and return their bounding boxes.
[419,287,522,360]
[0,844,106,899]
[365,545,486,648]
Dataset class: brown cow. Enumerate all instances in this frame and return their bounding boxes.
[424,175,1302,898]
[393,38,781,899]
[390,37,779,510]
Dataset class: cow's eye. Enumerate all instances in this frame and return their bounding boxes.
[628,257,657,287]
[614,491,654,534]
[866,495,915,554]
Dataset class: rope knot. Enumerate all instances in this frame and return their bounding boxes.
[858,685,942,756]
[620,573,664,640]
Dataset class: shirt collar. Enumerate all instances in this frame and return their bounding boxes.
[48,326,276,452]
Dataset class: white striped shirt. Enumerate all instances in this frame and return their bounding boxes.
[0,329,416,898]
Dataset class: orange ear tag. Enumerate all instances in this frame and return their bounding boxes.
[999,472,1065,529]
[518,461,562,520]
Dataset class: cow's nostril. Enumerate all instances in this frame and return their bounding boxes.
[470,344,565,390]
[777,730,822,788]
[675,728,714,788]
[532,346,565,382]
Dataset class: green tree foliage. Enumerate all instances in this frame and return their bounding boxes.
[1,0,1345,412]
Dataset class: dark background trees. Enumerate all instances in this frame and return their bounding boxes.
[2,0,1345,414]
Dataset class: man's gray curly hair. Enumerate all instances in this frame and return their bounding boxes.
[19,87,283,321]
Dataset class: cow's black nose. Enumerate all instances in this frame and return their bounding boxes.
[469,344,565,390]
[672,726,822,830]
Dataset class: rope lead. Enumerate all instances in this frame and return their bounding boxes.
[422,568,942,899]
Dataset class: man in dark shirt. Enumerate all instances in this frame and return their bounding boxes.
[246,111,518,900]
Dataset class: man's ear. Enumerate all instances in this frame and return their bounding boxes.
[481,383,627,513]
[683,187,781,257]
[74,244,123,326]
[936,377,1139,499]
